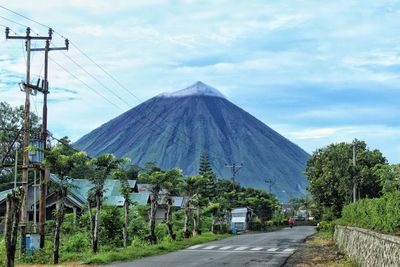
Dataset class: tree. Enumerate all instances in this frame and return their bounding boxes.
[242,188,279,225]
[199,153,216,179]
[4,187,24,267]
[113,168,131,248]
[161,168,183,240]
[86,154,127,253]
[305,140,386,217]
[43,144,87,264]
[0,102,40,191]
[139,168,170,244]
[179,175,210,237]
[373,164,400,193]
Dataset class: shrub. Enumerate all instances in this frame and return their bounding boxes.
[339,192,400,234]
[317,220,335,233]
[61,232,90,253]
[249,217,262,231]
[266,220,273,227]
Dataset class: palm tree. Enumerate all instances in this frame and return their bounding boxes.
[112,168,132,247]
[86,154,128,253]
[4,187,24,267]
[179,175,210,237]
[43,146,87,264]
[139,170,169,244]
[162,169,183,240]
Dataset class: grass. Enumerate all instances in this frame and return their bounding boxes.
[85,232,230,264]
[16,232,230,266]
[284,230,359,267]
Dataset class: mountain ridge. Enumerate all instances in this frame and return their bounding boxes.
[74,82,309,200]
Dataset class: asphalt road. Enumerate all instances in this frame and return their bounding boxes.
[107,226,316,267]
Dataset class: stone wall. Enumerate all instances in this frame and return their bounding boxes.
[334,225,400,267]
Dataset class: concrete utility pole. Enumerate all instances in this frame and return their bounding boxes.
[5,27,52,254]
[265,178,275,194]
[225,162,243,190]
[353,141,357,203]
[30,30,69,248]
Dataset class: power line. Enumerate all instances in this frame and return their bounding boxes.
[48,57,125,112]
[0,5,142,103]
[0,14,27,28]
[57,48,132,109]
[0,5,46,27]
[0,9,233,182]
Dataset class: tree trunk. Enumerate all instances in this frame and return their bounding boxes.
[211,213,216,234]
[192,208,201,236]
[166,199,175,240]
[92,193,101,253]
[183,202,191,238]
[88,200,94,250]
[5,188,23,267]
[148,195,157,244]
[123,198,129,248]
[53,192,65,264]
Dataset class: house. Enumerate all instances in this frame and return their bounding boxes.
[0,174,151,227]
[136,183,187,221]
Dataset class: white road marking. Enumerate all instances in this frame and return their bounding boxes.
[219,246,233,250]
[203,245,218,250]
[283,248,296,252]
[234,246,248,251]
[188,245,203,249]
[250,247,263,251]
[182,249,293,254]
[267,248,279,252]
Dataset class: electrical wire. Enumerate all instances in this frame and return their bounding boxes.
[0,8,226,167]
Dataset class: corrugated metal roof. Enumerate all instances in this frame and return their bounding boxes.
[49,174,139,206]
[0,189,13,203]
[129,192,150,205]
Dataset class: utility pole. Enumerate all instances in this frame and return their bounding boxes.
[14,147,18,189]
[224,162,243,190]
[265,178,275,194]
[353,140,357,203]
[5,27,52,254]
[30,30,69,248]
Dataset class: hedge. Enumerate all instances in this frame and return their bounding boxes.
[338,192,400,234]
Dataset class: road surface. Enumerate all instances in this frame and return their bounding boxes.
[107,226,316,267]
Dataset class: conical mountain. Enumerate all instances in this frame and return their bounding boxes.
[75,82,309,200]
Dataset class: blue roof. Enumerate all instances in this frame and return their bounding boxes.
[129,192,151,205]
[49,174,138,206]
[0,189,13,203]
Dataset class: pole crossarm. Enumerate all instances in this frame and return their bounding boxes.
[5,27,52,41]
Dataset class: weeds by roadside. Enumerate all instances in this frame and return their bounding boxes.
[284,230,359,267]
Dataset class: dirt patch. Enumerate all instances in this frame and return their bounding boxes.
[284,231,356,267]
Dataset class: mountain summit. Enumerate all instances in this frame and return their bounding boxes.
[74,82,309,200]
[159,81,226,98]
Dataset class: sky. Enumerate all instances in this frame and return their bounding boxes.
[0,0,399,163]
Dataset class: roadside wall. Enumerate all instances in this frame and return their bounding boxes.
[334,225,400,267]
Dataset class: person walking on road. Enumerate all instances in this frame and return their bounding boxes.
[289,216,294,228]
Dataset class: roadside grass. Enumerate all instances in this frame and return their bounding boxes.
[285,230,359,267]
[16,232,230,266]
[85,232,230,264]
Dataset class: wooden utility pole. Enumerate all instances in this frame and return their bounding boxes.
[265,178,275,194]
[353,141,357,203]
[225,162,243,190]
[5,27,52,254]
[30,30,69,248]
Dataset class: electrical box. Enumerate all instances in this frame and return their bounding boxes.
[28,139,44,164]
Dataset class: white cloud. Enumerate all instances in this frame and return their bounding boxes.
[1,0,400,163]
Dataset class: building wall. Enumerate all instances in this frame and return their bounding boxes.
[334,225,400,267]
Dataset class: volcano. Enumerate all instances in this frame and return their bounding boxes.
[74,82,309,200]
